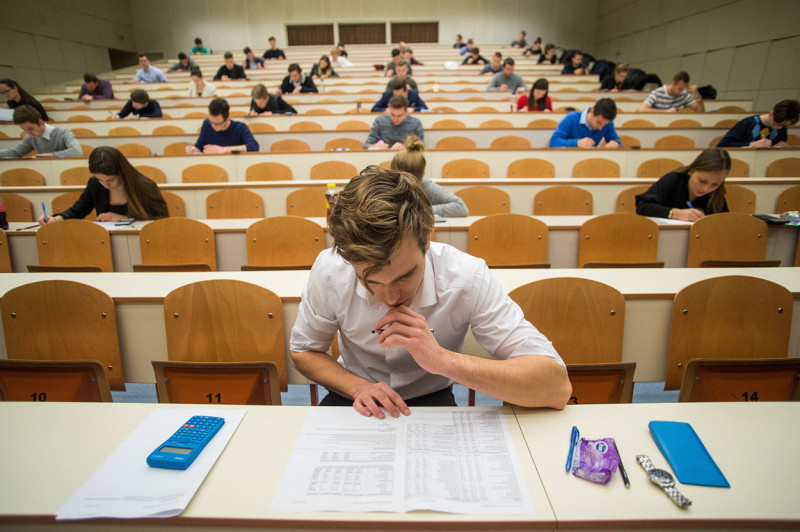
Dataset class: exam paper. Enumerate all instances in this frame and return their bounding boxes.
[55,408,245,520]
[271,407,533,515]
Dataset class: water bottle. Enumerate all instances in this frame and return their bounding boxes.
[510,91,516,112]
[325,183,339,222]
[0,197,8,230]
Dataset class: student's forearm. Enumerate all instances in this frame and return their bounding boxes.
[291,350,372,399]
[690,100,705,112]
[223,144,247,153]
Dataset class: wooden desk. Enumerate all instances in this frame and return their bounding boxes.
[0,268,797,384]
[514,402,800,529]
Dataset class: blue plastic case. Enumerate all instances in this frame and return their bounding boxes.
[648,420,730,487]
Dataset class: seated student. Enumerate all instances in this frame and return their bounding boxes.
[510,30,528,48]
[385,49,413,77]
[214,52,247,80]
[549,98,621,148]
[537,43,557,65]
[0,105,81,159]
[191,37,211,54]
[39,146,168,224]
[263,36,286,60]
[243,47,265,70]
[517,78,552,112]
[113,89,162,120]
[561,51,588,75]
[330,47,353,68]
[600,63,630,92]
[364,94,424,150]
[290,166,570,416]
[480,52,503,76]
[717,99,799,148]
[523,37,543,56]
[169,52,197,72]
[403,48,422,66]
[638,71,704,113]
[133,54,167,83]
[391,136,468,217]
[336,42,348,57]
[79,73,114,101]
[460,38,474,55]
[277,63,317,95]
[0,79,49,121]
[248,83,296,115]
[186,98,259,154]
[453,34,465,49]
[310,55,339,80]
[636,148,730,222]
[487,58,528,94]
[372,78,428,113]
[384,61,417,91]
[186,69,218,97]
[462,46,488,65]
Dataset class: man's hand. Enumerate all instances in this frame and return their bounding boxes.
[202,144,226,154]
[499,83,509,92]
[375,306,448,376]
[665,107,678,113]
[604,140,620,149]
[110,114,121,120]
[516,87,526,94]
[81,94,93,101]
[33,152,54,157]
[750,138,772,148]
[671,207,704,222]
[96,212,128,222]
[350,381,410,419]
[369,140,389,150]
[773,141,789,148]
[577,137,596,148]
[390,142,404,150]
[220,75,230,81]
[292,86,302,94]
[38,214,63,225]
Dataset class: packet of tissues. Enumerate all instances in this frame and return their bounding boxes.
[572,437,620,484]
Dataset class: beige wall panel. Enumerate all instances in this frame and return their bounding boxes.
[0,29,39,68]
[700,47,734,90]
[33,35,65,71]
[754,89,800,114]
[727,42,769,91]
[761,36,800,90]
[59,41,89,73]
[679,52,707,83]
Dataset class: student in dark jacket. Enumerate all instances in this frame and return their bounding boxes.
[186,98,259,154]
[0,78,49,121]
[277,63,317,95]
[248,83,297,115]
[41,146,168,224]
[371,78,427,112]
[214,52,247,80]
[717,99,799,148]
[636,148,730,222]
[113,89,162,119]
[600,63,633,92]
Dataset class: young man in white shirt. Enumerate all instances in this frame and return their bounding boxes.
[290,166,571,418]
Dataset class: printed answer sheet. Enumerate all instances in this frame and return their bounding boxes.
[271,407,533,514]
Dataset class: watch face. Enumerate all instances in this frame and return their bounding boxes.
[649,468,675,488]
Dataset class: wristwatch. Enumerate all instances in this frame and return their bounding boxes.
[636,455,692,508]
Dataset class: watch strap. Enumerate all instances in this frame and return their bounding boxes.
[664,486,692,508]
[636,454,655,472]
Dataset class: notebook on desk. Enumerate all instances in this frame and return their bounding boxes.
[0,108,13,122]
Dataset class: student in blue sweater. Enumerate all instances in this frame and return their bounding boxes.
[186,98,259,154]
[548,98,621,148]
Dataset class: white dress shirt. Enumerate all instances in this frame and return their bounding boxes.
[290,242,564,400]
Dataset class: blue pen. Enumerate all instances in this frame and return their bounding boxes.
[566,425,579,472]
[41,202,48,223]
[686,200,695,209]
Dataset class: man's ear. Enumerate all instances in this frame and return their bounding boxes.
[424,234,431,251]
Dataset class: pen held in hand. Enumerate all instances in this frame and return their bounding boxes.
[371,327,434,334]
[16,223,41,231]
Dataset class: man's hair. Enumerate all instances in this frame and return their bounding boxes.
[243,47,251,54]
[208,98,230,120]
[471,46,480,54]
[251,83,268,99]
[544,43,555,51]
[593,98,617,121]
[494,52,502,59]
[615,63,629,74]
[138,53,148,59]
[288,63,301,73]
[773,99,800,125]
[391,48,401,57]
[521,30,527,36]
[190,68,203,78]
[194,38,202,45]
[389,94,408,109]
[467,38,474,44]
[404,47,413,54]
[83,73,98,83]
[389,78,407,92]
[178,52,187,60]
[573,51,584,59]
[223,51,233,60]
[395,59,408,69]
[12,104,42,125]
[503,57,515,67]
[673,71,690,83]
[130,89,149,104]
[269,36,276,41]
[329,165,434,281]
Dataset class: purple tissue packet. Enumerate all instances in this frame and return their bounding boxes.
[572,438,620,484]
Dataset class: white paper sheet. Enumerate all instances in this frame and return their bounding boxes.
[56,408,245,520]
[271,407,534,515]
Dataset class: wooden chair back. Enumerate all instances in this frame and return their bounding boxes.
[431,119,466,129]
[534,185,593,215]
[468,214,548,267]
[578,213,660,267]
[729,158,750,177]
[566,363,637,405]
[246,161,292,181]
[108,126,140,136]
[678,358,800,402]
[621,119,655,128]
[246,216,325,268]
[507,158,555,178]
[152,361,281,405]
[66,114,93,122]
[0,280,125,389]
[668,119,702,128]
[60,167,92,186]
[527,119,559,128]
[206,189,264,219]
[509,277,625,364]
[52,192,96,221]
[310,161,357,180]
[686,212,768,267]
[1,192,33,222]
[435,136,477,150]
[135,165,167,184]
[654,135,695,149]
[325,137,363,151]
[441,159,489,179]
[116,143,151,157]
[490,135,531,149]
[335,120,370,131]
[160,190,185,217]
[618,135,641,148]
[271,139,311,152]
[139,218,216,270]
[0,230,10,273]
[152,125,185,135]
[615,185,650,214]
[0,168,45,186]
[665,276,792,390]
[163,279,287,390]
[454,186,510,216]
[776,184,800,212]
[479,119,513,128]
[286,187,326,217]
[181,164,228,183]
[572,158,620,178]
[248,122,276,133]
[289,121,323,132]
[724,184,756,214]
[163,142,186,155]
[69,127,96,137]
[0,360,112,402]
[637,158,683,178]
[36,219,111,271]
[766,158,800,177]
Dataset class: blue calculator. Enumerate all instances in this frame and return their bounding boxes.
[147,415,225,470]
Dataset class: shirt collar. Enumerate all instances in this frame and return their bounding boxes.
[41,123,54,140]
[579,108,590,126]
